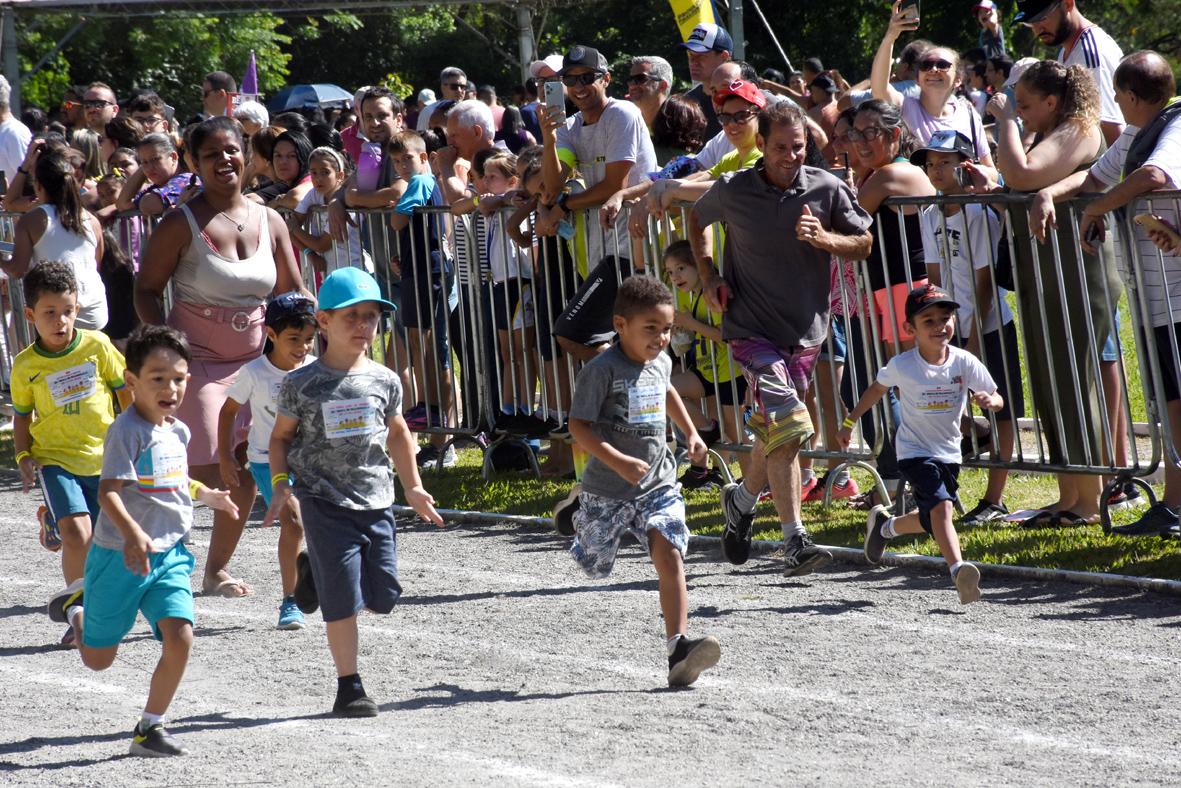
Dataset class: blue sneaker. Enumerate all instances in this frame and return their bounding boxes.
[277,596,305,630]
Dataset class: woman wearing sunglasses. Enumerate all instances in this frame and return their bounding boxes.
[871,0,995,177]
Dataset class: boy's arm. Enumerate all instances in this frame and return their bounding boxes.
[98,478,153,576]
[13,412,37,492]
[386,412,444,526]
[836,381,889,448]
[286,213,334,254]
[262,413,298,528]
[666,387,706,465]
[216,398,243,488]
[569,417,650,486]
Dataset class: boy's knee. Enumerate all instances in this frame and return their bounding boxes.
[159,619,194,650]
[80,646,118,671]
[57,515,92,544]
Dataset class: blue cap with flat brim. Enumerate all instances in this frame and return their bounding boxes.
[317,267,396,311]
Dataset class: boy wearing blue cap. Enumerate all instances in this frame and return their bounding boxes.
[265,267,444,717]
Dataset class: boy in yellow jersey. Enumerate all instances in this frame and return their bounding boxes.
[12,262,132,647]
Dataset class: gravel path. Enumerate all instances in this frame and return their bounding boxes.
[1,476,1179,786]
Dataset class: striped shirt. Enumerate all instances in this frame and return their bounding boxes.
[1058,25,1125,128]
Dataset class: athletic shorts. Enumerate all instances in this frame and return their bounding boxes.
[82,540,195,649]
[729,336,819,454]
[300,495,402,622]
[40,464,100,527]
[249,461,297,508]
[571,485,689,579]
[690,368,747,408]
[533,237,580,361]
[491,279,534,331]
[553,255,632,348]
[897,457,960,535]
[1149,321,1181,403]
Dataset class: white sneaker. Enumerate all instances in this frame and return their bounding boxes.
[954,564,981,605]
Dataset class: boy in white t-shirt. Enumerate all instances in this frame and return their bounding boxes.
[218,292,317,630]
[839,285,1003,604]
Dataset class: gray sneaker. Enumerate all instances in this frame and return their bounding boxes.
[782,532,832,577]
[1111,503,1179,537]
[864,505,890,565]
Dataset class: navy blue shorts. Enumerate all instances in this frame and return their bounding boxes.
[299,496,402,622]
[897,457,959,535]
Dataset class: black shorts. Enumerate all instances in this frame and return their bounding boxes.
[553,255,632,348]
[690,367,748,407]
[399,273,450,332]
[534,237,580,361]
[897,457,959,535]
[490,279,525,332]
[977,321,1024,422]
[1150,322,1181,403]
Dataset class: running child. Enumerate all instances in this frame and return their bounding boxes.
[288,146,373,280]
[566,275,721,686]
[13,262,132,647]
[662,240,748,488]
[838,284,1003,604]
[265,267,444,717]
[48,324,239,756]
[218,292,317,631]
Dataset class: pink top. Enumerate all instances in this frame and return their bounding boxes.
[901,95,988,159]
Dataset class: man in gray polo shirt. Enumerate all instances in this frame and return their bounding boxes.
[689,100,872,576]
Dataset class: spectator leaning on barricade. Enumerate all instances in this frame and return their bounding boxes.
[116,133,197,218]
[1015,0,1125,145]
[541,45,658,363]
[688,100,873,576]
[1026,51,1181,537]
[627,55,674,132]
[0,75,32,186]
[988,60,1121,528]
[679,23,733,140]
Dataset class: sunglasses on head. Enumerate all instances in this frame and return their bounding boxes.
[718,108,757,125]
[918,59,954,72]
[562,72,603,87]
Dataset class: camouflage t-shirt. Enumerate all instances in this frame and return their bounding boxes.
[277,358,403,510]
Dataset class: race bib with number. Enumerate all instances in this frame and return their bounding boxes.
[628,383,664,425]
[322,397,376,439]
[45,361,97,409]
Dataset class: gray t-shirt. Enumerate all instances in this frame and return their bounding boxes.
[693,163,872,349]
[277,358,403,510]
[94,408,193,552]
[569,346,676,499]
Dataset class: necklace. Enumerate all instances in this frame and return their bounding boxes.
[216,205,249,232]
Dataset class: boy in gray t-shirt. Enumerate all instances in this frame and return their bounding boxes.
[564,275,720,687]
[49,325,239,758]
[266,268,443,719]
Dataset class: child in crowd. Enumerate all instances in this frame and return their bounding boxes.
[98,228,138,352]
[95,170,125,210]
[288,146,373,282]
[218,292,317,631]
[566,275,721,686]
[838,285,1003,605]
[13,262,132,647]
[265,267,443,716]
[913,130,1024,525]
[662,241,747,488]
[49,324,239,756]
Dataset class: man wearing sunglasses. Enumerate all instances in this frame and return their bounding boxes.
[626,56,673,130]
[439,67,469,102]
[540,44,657,362]
[83,82,119,135]
[679,23,734,140]
[1014,0,1125,144]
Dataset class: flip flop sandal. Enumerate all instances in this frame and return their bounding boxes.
[1018,509,1059,528]
[1053,510,1097,528]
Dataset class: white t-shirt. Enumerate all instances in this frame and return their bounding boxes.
[1059,25,1125,129]
[485,213,530,283]
[1089,117,1181,328]
[555,98,657,264]
[695,129,735,171]
[224,353,314,464]
[876,344,996,463]
[295,189,372,274]
[0,116,31,183]
[920,203,1011,337]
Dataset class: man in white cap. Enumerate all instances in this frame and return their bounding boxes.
[679,22,733,139]
[974,0,1006,59]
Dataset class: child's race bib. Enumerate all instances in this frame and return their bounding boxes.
[322,398,376,439]
[628,383,664,425]
[144,441,187,491]
[45,361,97,408]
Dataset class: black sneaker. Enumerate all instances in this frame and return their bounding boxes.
[129,721,188,757]
[720,483,755,565]
[698,421,722,448]
[293,551,319,614]
[333,681,379,718]
[864,505,890,565]
[1111,503,1180,537]
[667,635,721,687]
[48,579,83,624]
[960,498,1009,527]
[552,484,581,537]
[680,466,724,490]
[782,532,832,577]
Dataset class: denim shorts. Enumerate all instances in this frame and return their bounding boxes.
[40,464,101,526]
[82,540,195,649]
[817,316,848,363]
[1101,309,1122,362]
[571,485,689,579]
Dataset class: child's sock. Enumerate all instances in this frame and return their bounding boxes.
[666,634,684,655]
[782,520,806,540]
[949,561,964,578]
[801,468,816,485]
[140,711,163,728]
[733,481,759,513]
[880,517,897,539]
[833,467,851,486]
[66,604,83,628]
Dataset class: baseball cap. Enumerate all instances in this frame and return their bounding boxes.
[1004,56,1039,88]
[559,45,608,75]
[712,79,768,108]
[679,23,734,54]
[528,54,565,79]
[905,284,960,321]
[1013,0,1058,24]
[417,88,436,104]
[808,74,839,94]
[265,291,316,326]
[317,267,396,312]
[909,129,975,167]
[972,0,998,11]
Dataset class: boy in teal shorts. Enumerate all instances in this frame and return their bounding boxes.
[12,262,132,647]
[49,325,239,757]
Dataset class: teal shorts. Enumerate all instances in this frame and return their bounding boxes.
[249,462,295,507]
[81,540,195,649]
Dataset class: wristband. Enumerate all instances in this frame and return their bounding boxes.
[472,194,480,206]
[188,479,205,499]
[841,416,856,429]
[15,450,31,464]
[271,473,290,487]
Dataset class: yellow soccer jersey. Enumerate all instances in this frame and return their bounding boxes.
[11,329,126,477]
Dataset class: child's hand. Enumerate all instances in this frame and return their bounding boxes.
[972,391,1003,412]
[405,485,445,527]
[477,193,499,217]
[614,457,650,485]
[686,433,707,465]
[18,454,38,493]
[123,527,154,576]
[262,482,291,528]
[837,425,853,450]
[198,486,240,519]
[218,455,241,488]
[672,310,694,329]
